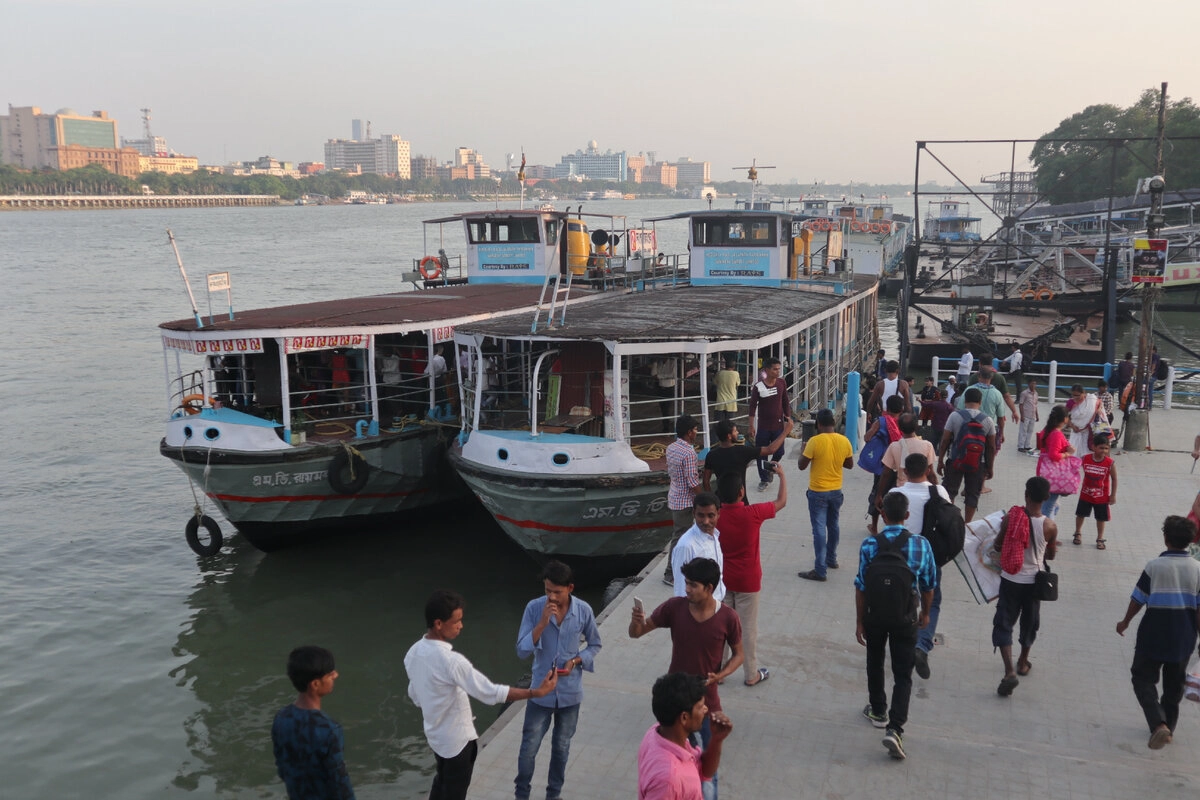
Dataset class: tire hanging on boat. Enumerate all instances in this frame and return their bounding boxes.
[329,447,370,494]
[185,514,223,557]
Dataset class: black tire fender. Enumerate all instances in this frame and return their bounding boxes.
[186,514,223,557]
[329,449,370,494]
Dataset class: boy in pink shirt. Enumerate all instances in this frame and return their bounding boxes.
[637,673,732,800]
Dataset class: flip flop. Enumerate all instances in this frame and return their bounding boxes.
[1072,533,1082,545]
[1096,539,1107,550]
[1017,663,1032,676]
[997,675,1019,696]
[744,667,770,686]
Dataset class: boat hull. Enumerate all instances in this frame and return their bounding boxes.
[160,426,467,550]
[449,448,672,578]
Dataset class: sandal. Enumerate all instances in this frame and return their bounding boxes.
[1096,539,1107,550]
[744,667,770,686]
[1072,533,1082,545]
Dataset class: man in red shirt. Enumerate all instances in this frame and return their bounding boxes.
[713,463,787,686]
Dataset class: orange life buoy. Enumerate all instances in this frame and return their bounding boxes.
[1037,288,1054,301]
[419,256,443,281]
[869,223,881,234]
[181,393,210,415]
[851,221,864,232]
[1021,289,1036,300]
[878,221,892,234]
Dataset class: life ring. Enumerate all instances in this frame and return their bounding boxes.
[185,514,223,557]
[1036,288,1054,301]
[851,221,864,232]
[1120,381,1134,411]
[878,222,892,234]
[329,448,370,494]
[1021,289,1037,300]
[419,256,443,281]
[181,394,210,415]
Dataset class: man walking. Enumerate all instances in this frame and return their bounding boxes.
[1001,345,1024,389]
[1115,515,1200,750]
[797,408,853,582]
[866,360,912,419]
[631,558,743,799]
[405,590,558,800]
[938,388,996,522]
[714,465,786,686]
[748,357,790,492]
[514,561,602,800]
[671,492,726,602]
[855,492,937,760]
[956,344,974,386]
[1017,379,1040,453]
[664,415,702,584]
[991,476,1059,697]
[636,673,733,800]
[702,418,791,494]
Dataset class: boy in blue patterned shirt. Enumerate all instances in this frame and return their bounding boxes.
[1116,516,1200,751]
[272,645,355,799]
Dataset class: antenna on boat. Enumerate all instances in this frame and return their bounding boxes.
[732,158,775,210]
[167,228,204,329]
[518,150,526,210]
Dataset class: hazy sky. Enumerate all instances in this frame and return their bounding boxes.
[6,0,1199,184]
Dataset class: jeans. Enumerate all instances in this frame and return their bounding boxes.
[514,702,579,800]
[1131,652,1188,734]
[755,428,784,483]
[1041,493,1062,519]
[917,564,942,653]
[689,714,718,800]
[807,489,844,578]
[865,621,918,734]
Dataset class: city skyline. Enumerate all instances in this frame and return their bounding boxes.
[6,0,1200,184]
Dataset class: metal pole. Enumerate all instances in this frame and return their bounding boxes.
[1135,82,1169,409]
[167,228,204,329]
[1101,142,1120,363]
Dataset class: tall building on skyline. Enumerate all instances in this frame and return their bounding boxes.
[324,133,411,177]
[351,119,364,141]
[1,105,139,178]
[554,140,627,181]
[379,134,411,179]
[454,147,490,179]
[122,135,168,157]
[409,154,438,179]
[674,157,711,186]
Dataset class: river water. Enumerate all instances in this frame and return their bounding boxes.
[1,200,1196,799]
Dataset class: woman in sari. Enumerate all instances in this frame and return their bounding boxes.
[1036,405,1076,518]
[1065,384,1103,455]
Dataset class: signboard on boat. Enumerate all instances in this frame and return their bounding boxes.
[471,243,541,284]
[161,334,264,354]
[284,334,368,354]
[206,272,230,292]
[696,248,774,285]
[1132,238,1167,284]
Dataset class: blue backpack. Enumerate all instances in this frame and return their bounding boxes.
[857,418,895,475]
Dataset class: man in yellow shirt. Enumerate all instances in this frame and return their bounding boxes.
[714,357,741,424]
[797,408,854,582]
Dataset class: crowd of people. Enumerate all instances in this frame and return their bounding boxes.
[265,348,1200,800]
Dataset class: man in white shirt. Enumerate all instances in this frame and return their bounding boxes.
[671,492,726,602]
[405,590,557,800]
[956,345,974,386]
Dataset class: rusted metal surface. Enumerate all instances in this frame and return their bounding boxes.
[159,284,590,333]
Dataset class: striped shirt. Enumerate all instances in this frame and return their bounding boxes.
[666,438,700,511]
[1131,551,1200,663]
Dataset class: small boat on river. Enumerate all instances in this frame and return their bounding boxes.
[448,208,882,579]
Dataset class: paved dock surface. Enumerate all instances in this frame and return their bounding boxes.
[467,405,1200,800]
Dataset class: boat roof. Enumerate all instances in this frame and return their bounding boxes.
[456,276,877,345]
[643,209,798,223]
[421,208,563,224]
[160,283,596,337]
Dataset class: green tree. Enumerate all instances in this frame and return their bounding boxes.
[1031,89,1200,203]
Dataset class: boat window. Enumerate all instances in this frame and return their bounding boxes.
[692,217,776,247]
[468,218,540,244]
[544,220,559,246]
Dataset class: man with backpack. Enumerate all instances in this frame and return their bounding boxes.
[855,492,937,760]
[861,394,906,535]
[888,454,964,680]
[937,387,996,523]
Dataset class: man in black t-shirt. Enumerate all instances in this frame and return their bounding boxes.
[704,419,792,501]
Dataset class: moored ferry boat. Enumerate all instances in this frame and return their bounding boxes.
[448,208,881,579]
[158,208,640,556]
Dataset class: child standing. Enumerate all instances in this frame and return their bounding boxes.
[1115,516,1200,750]
[1017,380,1040,454]
[272,646,356,799]
[1074,434,1117,548]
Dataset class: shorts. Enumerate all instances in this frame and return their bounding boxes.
[1074,498,1111,521]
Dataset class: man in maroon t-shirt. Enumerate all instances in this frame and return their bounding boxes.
[630,557,742,795]
[714,464,786,686]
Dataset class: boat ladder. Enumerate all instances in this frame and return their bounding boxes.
[531,268,574,333]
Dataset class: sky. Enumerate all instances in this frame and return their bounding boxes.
[6,0,1200,185]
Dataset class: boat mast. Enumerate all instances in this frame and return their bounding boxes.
[167,228,204,329]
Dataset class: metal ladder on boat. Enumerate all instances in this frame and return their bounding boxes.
[531,267,574,333]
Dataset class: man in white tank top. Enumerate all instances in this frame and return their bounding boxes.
[866,360,911,419]
[989,476,1058,697]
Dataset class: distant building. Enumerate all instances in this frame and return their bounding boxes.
[410,154,438,179]
[297,162,324,175]
[139,154,199,175]
[351,119,365,141]
[223,155,300,178]
[645,161,678,189]
[554,140,627,181]
[438,164,475,181]
[627,154,646,183]
[674,157,711,187]
[454,147,490,179]
[324,134,411,177]
[0,105,140,178]
[122,136,168,157]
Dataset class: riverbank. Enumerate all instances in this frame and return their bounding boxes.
[464,402,1200,799]
[0,194,282,210]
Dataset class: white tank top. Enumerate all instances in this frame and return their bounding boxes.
[881,377,899,404]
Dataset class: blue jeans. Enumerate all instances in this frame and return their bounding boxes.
[1041,493,1062,519]
[514,702,579,800]
[755,428,784,483]
[807,489,844,578]
[689,714,718,800]
[917,564,942,653]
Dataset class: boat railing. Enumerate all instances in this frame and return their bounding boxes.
[167,369,207,412]
[407,254,466,287]
[285,380,376,433]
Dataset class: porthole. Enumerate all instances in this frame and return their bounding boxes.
[183,426,193,439]
[497,448,509,461]
[552,452,570,466]
[204,427,220,441]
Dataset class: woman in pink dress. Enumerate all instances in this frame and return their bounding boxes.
[1035,405,1076,518]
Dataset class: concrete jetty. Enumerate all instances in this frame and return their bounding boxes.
[0,194,280,210]
[466,403,1200,799]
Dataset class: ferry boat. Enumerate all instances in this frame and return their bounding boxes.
[788,196,913,294]
[158,208,636,556]
[923,199,983,246]
[448,208,881,578]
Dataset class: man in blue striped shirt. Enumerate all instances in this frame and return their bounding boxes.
[1116,515,1200,750]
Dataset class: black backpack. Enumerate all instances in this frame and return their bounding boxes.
[922,485,965,566]
[863,532,917,627]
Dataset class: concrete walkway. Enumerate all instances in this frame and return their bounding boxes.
[468,405,1200,799]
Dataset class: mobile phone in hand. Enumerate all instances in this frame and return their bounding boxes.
[633,597,644,614]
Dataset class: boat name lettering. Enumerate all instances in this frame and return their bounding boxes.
[286,334,367,353]
[430,325,454,344]
[252,470,327,487]
[162,335,264,354]
[581,497,666,520]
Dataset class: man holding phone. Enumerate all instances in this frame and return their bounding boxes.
[513,561,602,800]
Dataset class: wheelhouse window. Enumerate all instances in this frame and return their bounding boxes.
[468,217,541,244]
[691,217,777,247]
